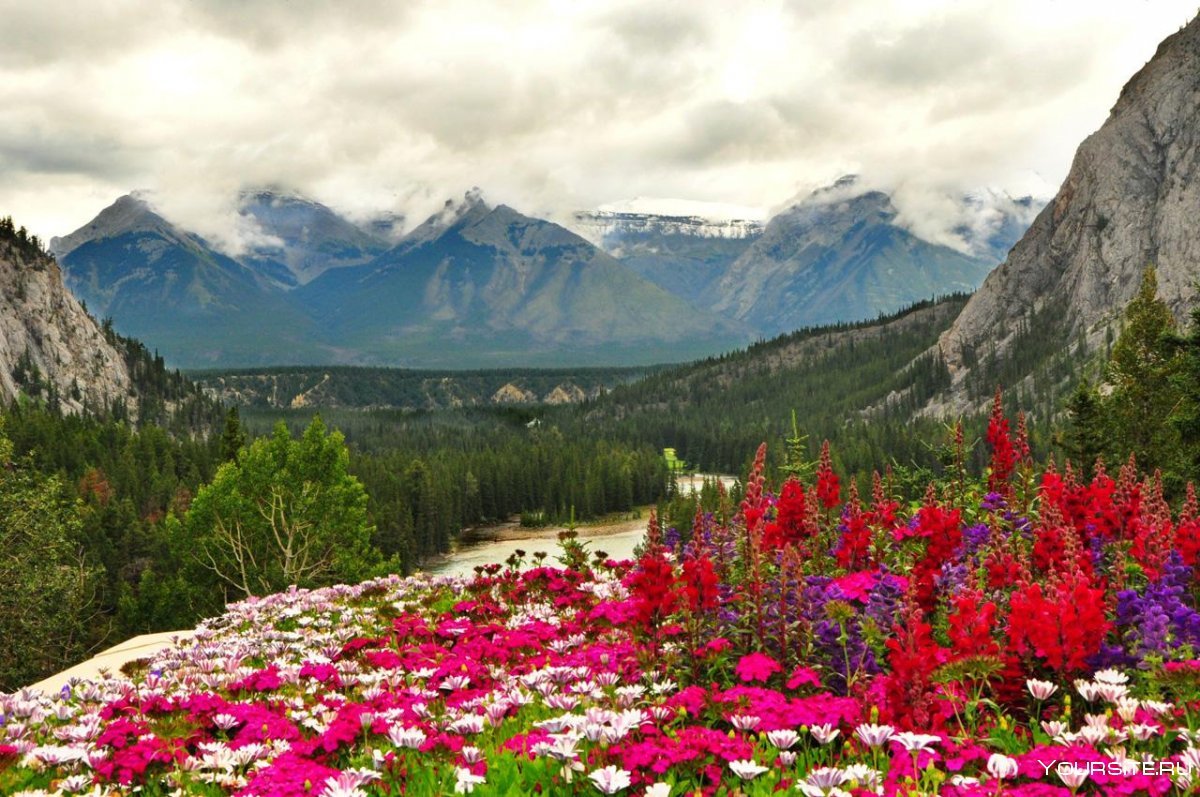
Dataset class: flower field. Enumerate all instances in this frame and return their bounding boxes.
[7,401,1200,796]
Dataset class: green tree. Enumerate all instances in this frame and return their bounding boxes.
[1105,266,1182,475]
[219,406,247,463]
[781,409,816,481]
[1170,307,1200,483]
[1061,379,1108,477]
[182,417,382,611]
[0,429,102,691]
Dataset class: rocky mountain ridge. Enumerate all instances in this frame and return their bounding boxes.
[930,14,1200,414]
[293,191,746,367]
[0,221,132,414]
[237,190,390,287]
[49,175,1039,369]
[708,182,998,335]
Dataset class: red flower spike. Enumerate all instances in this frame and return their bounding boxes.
[986,390,1017,497]
[816,440,840,510]
[761,476,814,552]
[740,443,768,535]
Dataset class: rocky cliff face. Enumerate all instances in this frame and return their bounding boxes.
[0,233,132,414]
[933,15,1200,412]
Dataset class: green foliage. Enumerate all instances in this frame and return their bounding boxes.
[0,426,102,691]
[781,409,816,481]
[559,295,970,482]
[219,406,247,462]
[0,215,50,261]
[98,326,226,432]
[1061,379,1107,478]
[181,417,382,613]
[1105,267,1182,471]
[1171,306,1200,480]
[1057,267,1193,491]
[189,364,656,410]
[342,419,667,572]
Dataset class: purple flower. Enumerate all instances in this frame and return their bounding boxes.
[981,492,1007,512]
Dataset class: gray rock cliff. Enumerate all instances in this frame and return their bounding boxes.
[933,15,1200,412]
[0,236,132,414]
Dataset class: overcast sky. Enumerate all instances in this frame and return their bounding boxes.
[0,0,1196,251]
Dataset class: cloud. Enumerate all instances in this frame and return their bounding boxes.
[0,0,1194,248]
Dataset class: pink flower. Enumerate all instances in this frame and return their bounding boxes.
[734,653,781,684]
[832,570,879,602]
[786,666,821,689]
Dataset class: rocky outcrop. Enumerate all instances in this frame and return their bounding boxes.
[491,383,537,404]
[543,383,586,404]
[0,234,132,415]
[933,15,1200,412]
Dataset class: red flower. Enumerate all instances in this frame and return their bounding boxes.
[1007,570,1110,674]
[986,390,1017,497]
[626,551,680,632]
[681,554,720,613]
[816,441,840,509]
[836,498,873,570]
[947,590,1000,658]
[761,477,814,551]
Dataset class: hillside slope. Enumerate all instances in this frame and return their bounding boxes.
[53,195,327,367]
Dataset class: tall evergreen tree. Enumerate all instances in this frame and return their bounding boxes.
[1105,266,1182,475]
[1170,307,1200,483]
[220,406,247,463]
[1062,379,1107,477]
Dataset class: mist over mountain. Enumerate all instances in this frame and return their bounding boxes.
[237,190,390,288]
[706,178,1002,336]
[47,173,1043,370]
[51,195,326,366]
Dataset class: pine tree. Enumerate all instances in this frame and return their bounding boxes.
[1062,379,1107,477]
[781,409,816,481]
[219,406,247,463]
[1170,307,1200,483]
[1105,266,1182,475]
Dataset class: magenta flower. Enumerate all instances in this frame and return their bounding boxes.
[734,652,781,684]
[785,666,821,689]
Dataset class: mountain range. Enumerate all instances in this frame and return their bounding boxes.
[48,180,1037,368]
[708,179,995,335]
[7,11,1200,424]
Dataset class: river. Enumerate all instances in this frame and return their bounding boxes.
[422,473,738,578]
